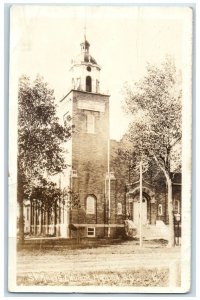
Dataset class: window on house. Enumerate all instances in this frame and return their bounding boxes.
[87,114,95,133]
[86,195,96,214]
[87,227,95,237]
[86,76,92,92]
[158,204,163,216]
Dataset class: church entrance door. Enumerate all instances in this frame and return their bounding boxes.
[133,197,147,225]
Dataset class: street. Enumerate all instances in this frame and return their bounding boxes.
[17,240,181,286]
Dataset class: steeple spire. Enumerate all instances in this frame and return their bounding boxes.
[84,23,87,41]
[70,32,101,93]
[81,23,90,53]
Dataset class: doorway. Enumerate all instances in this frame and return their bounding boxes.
[133,196,147,225]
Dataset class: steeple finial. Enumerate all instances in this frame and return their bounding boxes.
[80,22,90,53]
[84,24,87,41]
[84,14,87,40]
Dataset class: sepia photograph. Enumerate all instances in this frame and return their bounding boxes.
[8,5,192,293]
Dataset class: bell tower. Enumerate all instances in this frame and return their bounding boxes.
[70,36,101,93]
[60,35,113,238]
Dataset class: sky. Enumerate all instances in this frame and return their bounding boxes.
[10,5,189,140]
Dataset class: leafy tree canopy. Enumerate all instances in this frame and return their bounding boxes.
[18,75,72,199]
[123,57,182,177]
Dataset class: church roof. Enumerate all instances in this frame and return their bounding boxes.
[81,39,90,48]
[73,52,97,65]
[71,36,99,67]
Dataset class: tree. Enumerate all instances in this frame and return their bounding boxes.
[17,75,72,242]
[123,57,182,247]
[29,178,62,236]
[115,142,165,187]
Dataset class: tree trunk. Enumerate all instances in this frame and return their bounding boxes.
[47,209,49,235]
[30,200,33,235]
[166,176,175,247]
[18,195,24,244]
[58,198,61,237]
[54,201,57,236]
[34,201,37,236]
[153,155,175,247]
[17,173,24,243]
[40,206,43,235]
[77,208,80,244]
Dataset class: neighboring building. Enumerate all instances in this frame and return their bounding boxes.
[22,36,182,240]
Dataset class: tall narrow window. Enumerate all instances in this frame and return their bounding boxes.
[86,76,92,92]
[87,114,95,134]
[86,195,96,214]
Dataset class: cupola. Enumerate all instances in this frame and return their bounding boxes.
[70,36,101,93]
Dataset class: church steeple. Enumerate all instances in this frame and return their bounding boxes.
[80,35,90,53]
[80,25,90,53]
[70,34,101,93]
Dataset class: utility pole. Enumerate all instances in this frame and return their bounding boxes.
[139,160,143,248]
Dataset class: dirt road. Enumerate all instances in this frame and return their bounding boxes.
[17,241,180,274]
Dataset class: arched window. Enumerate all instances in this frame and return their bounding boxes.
[86,76,92,92]
[86,195,96,214]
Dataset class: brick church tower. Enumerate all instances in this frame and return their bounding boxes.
[59,36,118,238]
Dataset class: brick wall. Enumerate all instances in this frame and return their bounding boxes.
[70,90,110,236]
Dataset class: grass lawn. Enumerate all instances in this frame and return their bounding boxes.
[17,239,181,287]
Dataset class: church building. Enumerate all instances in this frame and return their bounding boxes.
[22,36,182,241]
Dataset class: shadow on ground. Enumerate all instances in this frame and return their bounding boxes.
[17,237,168,252]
